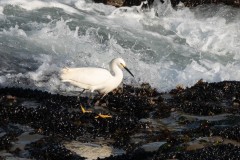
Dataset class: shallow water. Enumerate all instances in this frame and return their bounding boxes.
[0,0,239,93]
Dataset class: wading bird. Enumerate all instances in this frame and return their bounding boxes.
[60,58,134,118]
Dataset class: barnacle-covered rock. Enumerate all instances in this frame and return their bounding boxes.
[1,81,240,159]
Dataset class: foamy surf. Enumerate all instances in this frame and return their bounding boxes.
[0,0,239,94]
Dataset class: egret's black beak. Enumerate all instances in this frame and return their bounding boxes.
[124,66,134,77]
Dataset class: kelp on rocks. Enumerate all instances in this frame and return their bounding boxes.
[0,81,240,159]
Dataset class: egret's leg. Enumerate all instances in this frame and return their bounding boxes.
[80,89,86,96]
[93,93,112,118]
[101,93,107,99]
[80,91,97,113]
[87,91,95,106]
[78,89,92,114]
[77,89,86,102]
[92,92,104,106]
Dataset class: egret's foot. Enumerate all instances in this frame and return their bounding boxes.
[80,105,92,113]
[95,113,112,119]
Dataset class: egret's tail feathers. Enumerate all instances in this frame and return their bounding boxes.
[60,67,71,81]
[61,67,70,73]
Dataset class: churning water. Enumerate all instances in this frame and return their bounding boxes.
[0,0,240,93]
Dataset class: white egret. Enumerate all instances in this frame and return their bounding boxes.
[60,58,134,118]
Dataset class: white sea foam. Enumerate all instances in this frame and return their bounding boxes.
[0,6,5,20]
[75,0,115,15]
[0,0,239,93]
[176,59,240,87]
[0,0,80,14]
[0,6,3,14]
[150,1,240,58]
[2,25,27,37]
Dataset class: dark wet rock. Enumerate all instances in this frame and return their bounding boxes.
[0,134,16,151]
[93,0,240,8]
[180,119,240,143]
[180,0,240,7]
[101,83,168,119]
[26,137,84,160]
[1,81,240,159]
[153,143,240,160]
[0,85,166,155]
[0,125,24,151]
[214,124,240,141]
[179,120,215,141]
[101,142,240,160]
[170,81,240,115]
[123,0,156,7]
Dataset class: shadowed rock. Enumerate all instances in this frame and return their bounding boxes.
[1,81,240,159]
[93,0,240,8]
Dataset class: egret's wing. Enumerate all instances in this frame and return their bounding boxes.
[60,67,112,86]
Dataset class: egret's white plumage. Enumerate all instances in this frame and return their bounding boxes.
[60,58,134,97]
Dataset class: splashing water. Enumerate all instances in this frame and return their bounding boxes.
[0,0,239,93]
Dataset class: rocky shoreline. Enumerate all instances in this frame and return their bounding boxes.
[93,0,240,8]
[0,80,240,159]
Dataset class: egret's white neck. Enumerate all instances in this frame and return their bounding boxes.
[110,63,123,79]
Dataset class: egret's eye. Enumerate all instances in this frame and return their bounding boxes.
[120,63,125,68]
